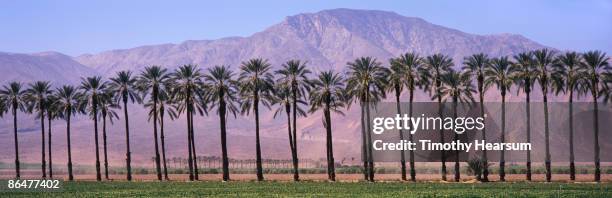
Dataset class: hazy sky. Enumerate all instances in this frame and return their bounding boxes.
[1,0,610,56]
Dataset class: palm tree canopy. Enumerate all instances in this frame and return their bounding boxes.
[95,91,120,124]
[309,71,346,114]
[271,84,308,118]
[533,48,558,90]
[345,56,388,106]
[484,56,516,96]
[581,50,610,98]
[109,70,142,104]
[79,76,108,110]
[436,69,476,103]
[275,60,313,101]
[55,85,83,119]
[390,52,423,92]
[463,53,489,89]
[168,64,206,116]
[0,82,27,112]
[24,81,53,115]
[554,52,588,95]
[421,54,453,95]
[512,52,537,94]
[238,58,275,115]
[203,65,239,118]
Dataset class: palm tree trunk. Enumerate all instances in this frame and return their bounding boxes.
[152,89,162,181]
[544,89,551,182]
[569,90,575,180]
[325,100,336,181]
[186,103,194,181]
[40,105,47,178]
[437,83,446,181]
[453,99,460,182]
[160,109,169,180]
[93,100,102,181]
[220,93,230,181]
[291,86,300,182]
[66,111,74,181]
[13,106,20,179]
[479,79,488,182]
[500,94,506,181]
[285,104,297,181]
[122,98,132,181]
[190,109,199,180]
[360,103,369,181]
[48,115,53,178]
[102,113,109,180]
[525,90,531,181]
[254,93,264,181]
[593,87,601,182]
[365,94,375,182]
[408,88,416,182]
[394,88,407,181]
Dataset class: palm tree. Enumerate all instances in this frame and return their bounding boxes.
[346,57,388,182]
[390,52,423,181]
[108,71,141,181]
[581,50,610,182]
[0,82,27,178]
[386,55,408,181]
[137,66,170,181]
[275,60,312,181]
[554,52,585,181]
[436,69,475,182]
[55,85,81,181]
[203,65,239,181]
[484,56,515,181]
[512,52,536,181]
[144,87,177,180]
[46,95,59,178]
[309,71,346,181]
[463,53,490,181]
[169,64,205,181]
[96,91,119,180]
[238,58,275,181]
[79,76,108,181]
[422,54,453,181]
[24,81,52,178]
[533,48,557,182]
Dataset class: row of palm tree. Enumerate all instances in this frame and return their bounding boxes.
[0,49,609,183]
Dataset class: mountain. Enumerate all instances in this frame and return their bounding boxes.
[0,51,97,85]
[1,9,575,168]
[75,9,547,76]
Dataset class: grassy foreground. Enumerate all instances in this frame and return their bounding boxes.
[1,181,611,197]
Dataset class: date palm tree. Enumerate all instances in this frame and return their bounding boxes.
[309,71,346,181]
[554,52,585,181]
[484,56,516,181]
[1,82,27,178]
[422,54,453,181]
[463,53,490,181]
[581,50,610,182]
[79,76,108,181]
[169,64,205,181]
[108,71,141,181]
[96,91,119,180]
[55,85,81,181]
[137,66,170,181]
[203,65,239,181]
[390,52,423,181]
[46,95,59,178]
[145,86,177,180]
[533,48,557,182]
[512,52,536,181]
[275,60,312,181]
[24,81,52,178]
[238,58,275,181]
[345,57,388,182]
[436,69,475,182]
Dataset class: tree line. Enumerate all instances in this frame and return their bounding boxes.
[0,49,609,182]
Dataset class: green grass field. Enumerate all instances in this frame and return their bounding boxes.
[1,181,611,197]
